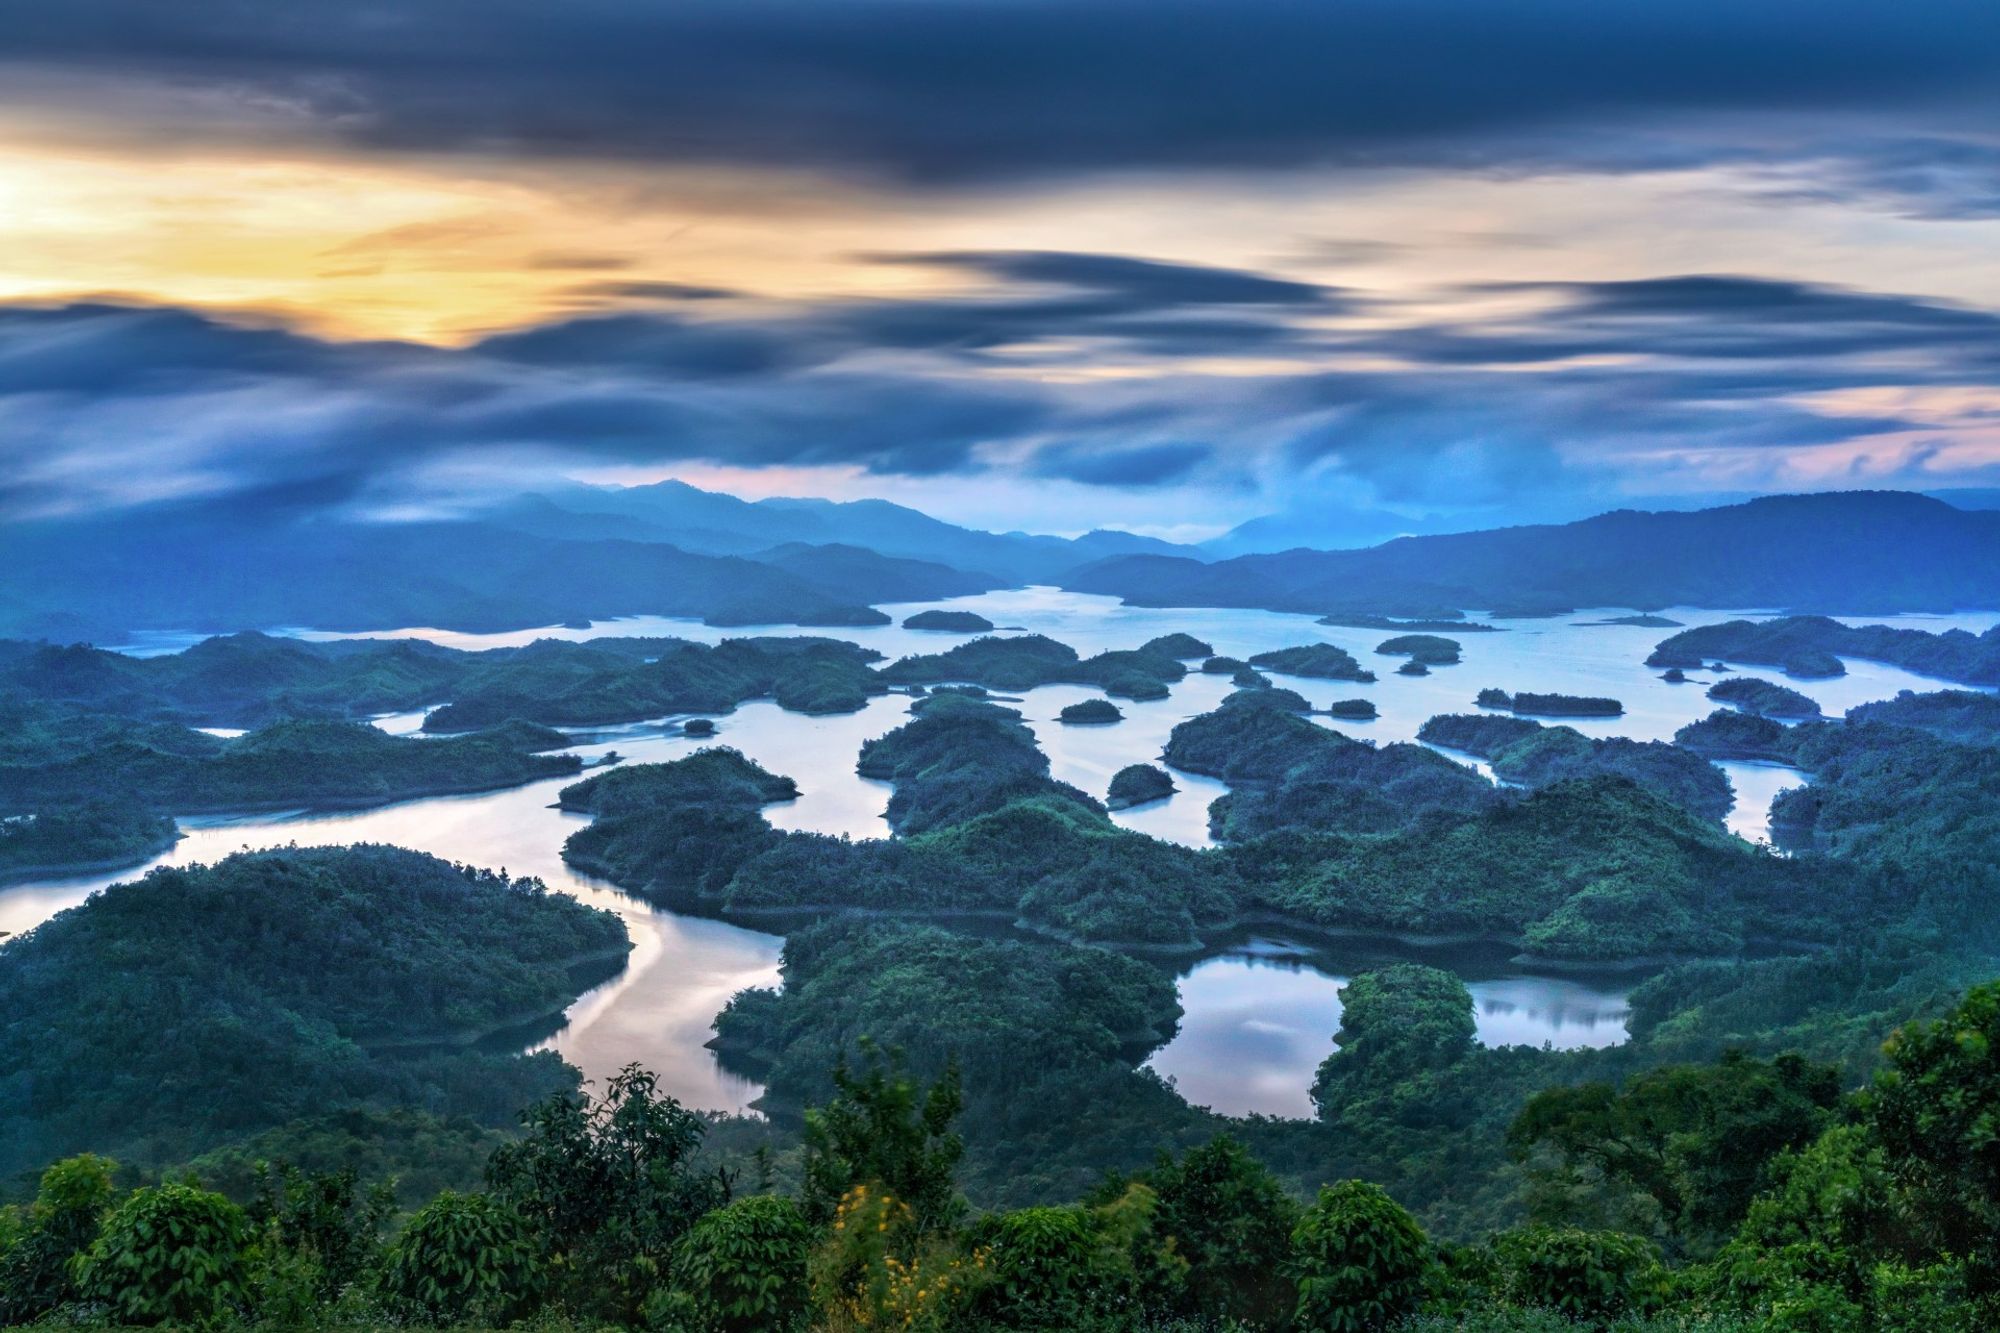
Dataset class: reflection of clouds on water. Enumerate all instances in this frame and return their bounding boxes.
[1147,943,1635,1118]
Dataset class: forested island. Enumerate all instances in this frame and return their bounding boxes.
[1708,676,1823,719]
[1247,643,1378,682]
[1058,698,1123,724]
[0,803,178,884]
[1648,614,2000,684]
[1376,634,1461,665]
[0,846,627,1180]
[1477,688,1625,717]
[1106,763,1176,809]
[901,609,996,632]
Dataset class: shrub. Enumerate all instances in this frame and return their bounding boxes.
[0,1153,117,1325]
[77,1183,250,1327]
[665,1194,814,1333]
[1290,1181,1429,1331]
[1493,1225,1660,1321]
[379,1191,538,1325]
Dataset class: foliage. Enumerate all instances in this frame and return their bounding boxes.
[1418,714,1731,823]
[1290,1180,1429,1331]
[1130,1136,1300,1325]
[1062,698,1126,724]
[379,1190,540,1325]
[1247,643,1377,682]
[802,1049,966,1238]
[247,1162,395,1301]
[0,845,624,1181]
[1707,676,1822,719]
[0,1153,117,1324]
[0,800,176,879]
[77,1183,251,1327]
[1490,1225,1660,1321]
[1650,615,2000,686]
[1107,763,1176,809]
[664,1194,814,1333]
[1509,1051,1842,1250]
[486,1065,731,1322]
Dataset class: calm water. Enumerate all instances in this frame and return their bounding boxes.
[18,589,1994,1118]
[1146,939,1634,1118]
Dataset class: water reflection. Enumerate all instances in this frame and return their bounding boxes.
[1147,940,1634,1119]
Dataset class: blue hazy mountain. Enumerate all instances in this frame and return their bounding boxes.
[485,480,1201,583]
[1074,492,2000,616]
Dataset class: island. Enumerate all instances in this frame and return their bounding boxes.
[0,802,179,883]
[1397,661,1430,676]
[1246,643,1377,683]
[1318,612,1501,632]
[1673,709,1794,762]
[1418,713,1731,822]
[0,844,629,1181]
[1646,615,2000,684]
[1708,676,1823,719]
[1475,688,1623,717]
[1324,698,1378,720]
[1375,634,1461,665]
[1058,698,1124,725]
[1577,613,1685,628]
[879,633,1188,700]
[683,718,717,736]
[1201,655,1249,674]
[1105,763,1176,809]
[902,609,997,632]
[1848,689,2000,745]
[1662,667,1687,683]
[1141,632,1215,659]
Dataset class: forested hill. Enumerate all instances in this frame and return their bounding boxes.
[0,509,998,642]
[1067,492,2000,617]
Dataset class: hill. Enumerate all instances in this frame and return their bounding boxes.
[1070,492,2000,616]
[0,508,1002,642]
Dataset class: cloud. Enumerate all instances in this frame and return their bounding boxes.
[5,1,1997,188]
[3,259,1999,524]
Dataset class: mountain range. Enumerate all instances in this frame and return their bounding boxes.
[3,487,1997,643]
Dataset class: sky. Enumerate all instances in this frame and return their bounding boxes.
[5,1,2000,541]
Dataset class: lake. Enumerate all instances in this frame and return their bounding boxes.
[17,589,1993,1118]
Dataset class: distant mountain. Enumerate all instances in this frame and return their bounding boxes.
[1070,492,2000,617]
[0,508,1002,641]
[484,480,1203,583]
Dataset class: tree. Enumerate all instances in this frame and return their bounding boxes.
[77,1183,250,1327]
[379,1191,538,1325]
[664,1194,815,1333]
[247,1162,394,1301]
[1867,979,2000,1291]
[1509,1050,1841,1248]
[801,1046,965,1237]
[1140,1135,1299,1325]
[0,1154,116,1325]
[1291,1181,1429,1332]
[1492,1225,1659,1321]
[485,1063,730,1320]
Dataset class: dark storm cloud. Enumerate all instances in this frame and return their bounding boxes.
[816,251,1344,357]
[1029,441,1215,487]
[3,259,1997,520]
[5,1,1998,185]
[1350,276,2000,374]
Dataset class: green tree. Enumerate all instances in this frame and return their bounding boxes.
[1140,1135,1299,1325]
[485,1063,730,1320]
[1509,1050,1841,1247]
[1866,979,2000,1291]
[0,1153,116,1325]
[379,1190,538,1325]
[247,1162,395,1300]
[1290,1180,1429,1332]
[77,1183,250,1327]
[662,1194,814,1333]
[801,1046,965,1236]
[1492,1225,1659,1321]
